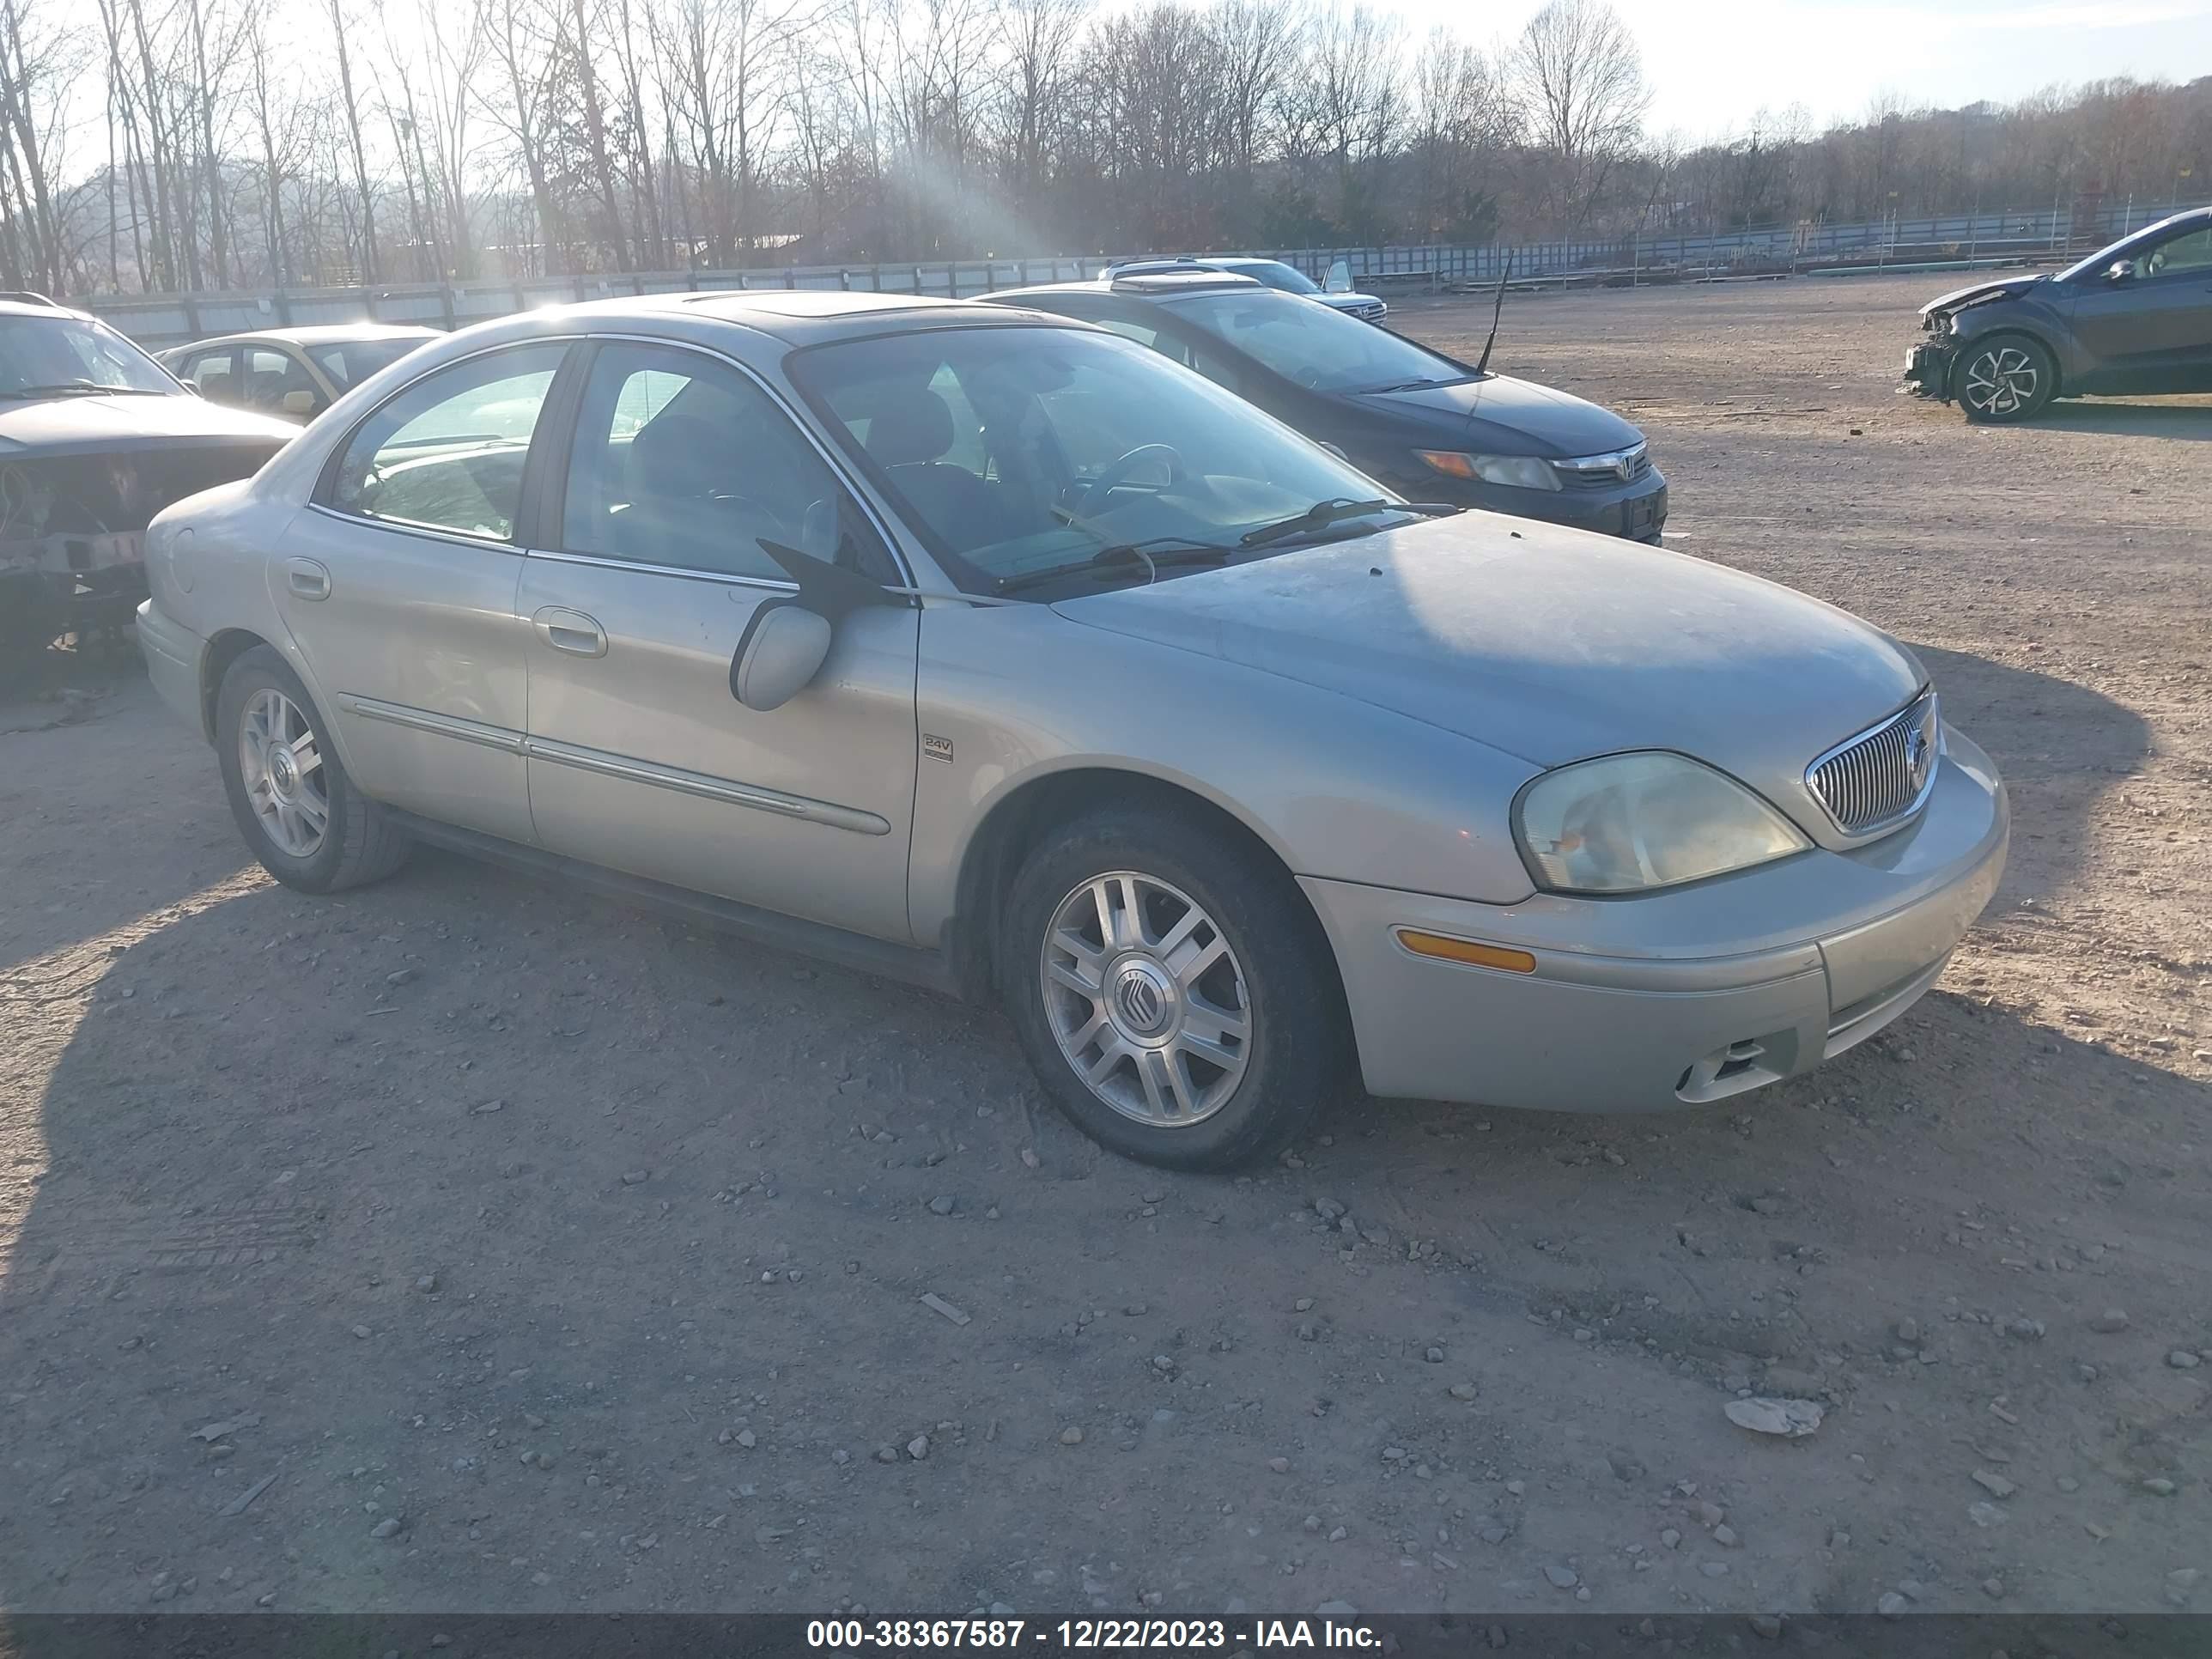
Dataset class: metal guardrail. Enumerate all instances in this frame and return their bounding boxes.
[67,199,2202,346]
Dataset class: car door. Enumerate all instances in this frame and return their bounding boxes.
[276,339,571,845]
[516,337,921,944]
[2069,224,2212,389]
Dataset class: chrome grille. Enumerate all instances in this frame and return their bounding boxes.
[1807,691,1941,836]
[1553,445,1651,489]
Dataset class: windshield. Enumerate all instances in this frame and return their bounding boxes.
[1169,289,1465,392]
[0,314,179,397]
[790,325,1410,595]
[309,337,432,390]
[1236,261,1321,295]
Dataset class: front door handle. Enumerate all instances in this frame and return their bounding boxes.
[533,606,607,658]
[284,558,331,601]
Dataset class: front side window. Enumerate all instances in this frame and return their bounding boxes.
[790,325,1406,594]
[561,341,890,583]
[246,347,321,416]
[0,316,179,398]
[327,343,566,541]
[1169,289,1463,393]
[2136,227,2212,279]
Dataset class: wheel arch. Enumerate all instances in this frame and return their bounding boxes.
[946,765,1352,1047]
[199,628,274,741]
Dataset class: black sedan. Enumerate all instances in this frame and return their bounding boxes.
[1903,205,2212,422]
[985,272,1667,542]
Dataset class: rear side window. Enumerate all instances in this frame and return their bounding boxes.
[326,343,567,542]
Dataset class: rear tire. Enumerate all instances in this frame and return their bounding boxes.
[216,645,411,892]
[1955,334,2057,422]
[1000,801,1348,1171]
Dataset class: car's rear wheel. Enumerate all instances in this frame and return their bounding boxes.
[1000,802,1346,1170]
[216,645,410,892]
[1955,334,2057,422]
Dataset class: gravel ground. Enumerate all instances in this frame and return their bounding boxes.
[2,273,2208,1620]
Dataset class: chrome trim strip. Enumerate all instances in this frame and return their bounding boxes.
[306,500,523,556]
[1804,689,1942,840]
[524,546,803,594]
[521,736,891,836]
[338,694,525,754]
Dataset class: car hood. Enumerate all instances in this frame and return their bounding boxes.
[1052,513,1924,840]
[0,393,297,458]
[1352,373,1644,459]
[1919,274,2045,317]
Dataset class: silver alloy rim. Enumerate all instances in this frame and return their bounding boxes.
[238,687,330,859]
[1962,345,2038,416]
[1039,871,1251,1127]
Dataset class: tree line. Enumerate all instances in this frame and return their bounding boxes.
[0,0,2206,296]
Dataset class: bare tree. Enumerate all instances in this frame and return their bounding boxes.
[1511,0,1650,229]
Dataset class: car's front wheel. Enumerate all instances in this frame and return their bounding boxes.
[216,645,411,892]
[1955,334,2057,422]
[1000,802,1347,1170]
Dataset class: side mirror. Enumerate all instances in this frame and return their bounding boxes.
[2105,260,2133,283]
[282,388,318,416]
[728,534,900,712]
[179,378,203,396]
[730,601,833,711]
[1325,258,1353,295]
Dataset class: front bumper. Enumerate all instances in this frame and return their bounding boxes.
[136,599,209,737]
[1304,729,2008,1112]
[1903,338,1954,399]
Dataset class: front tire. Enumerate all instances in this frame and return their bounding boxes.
[216,645,410,892]
[1000,803,1347,1170]
[1955,334,2057,422]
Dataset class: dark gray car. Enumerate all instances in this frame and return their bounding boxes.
[987,273,1668,542]
[1903,206,2212,421]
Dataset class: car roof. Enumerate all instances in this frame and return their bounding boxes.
[165,323,444,353]
[988,272,1264,305]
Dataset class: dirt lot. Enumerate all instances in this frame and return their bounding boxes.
[3,274,2209,1620]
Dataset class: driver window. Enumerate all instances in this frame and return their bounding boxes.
[2141,228,2212,278]
[561,342,890,583]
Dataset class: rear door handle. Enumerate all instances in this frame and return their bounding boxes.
[533,606,607,658]
[284,558,331,601]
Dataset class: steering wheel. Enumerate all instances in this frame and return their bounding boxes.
[1079,444,1186,516]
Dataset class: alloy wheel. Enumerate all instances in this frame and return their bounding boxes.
[1961,345,2039,416]
[1038,871,1252,1127]
[238,687,330,858]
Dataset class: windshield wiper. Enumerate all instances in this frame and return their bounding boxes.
[1238,497,1455,549]
[995,537,1235,594]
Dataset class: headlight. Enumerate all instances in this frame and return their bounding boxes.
[1414,450,1561,491]
[1515,753,1811,895]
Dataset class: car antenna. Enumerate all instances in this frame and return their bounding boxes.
[1474,249,1514,377]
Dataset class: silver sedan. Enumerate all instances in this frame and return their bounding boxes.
[136,293,2008,1170]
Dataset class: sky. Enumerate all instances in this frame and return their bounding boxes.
[1417,0,2212,138]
